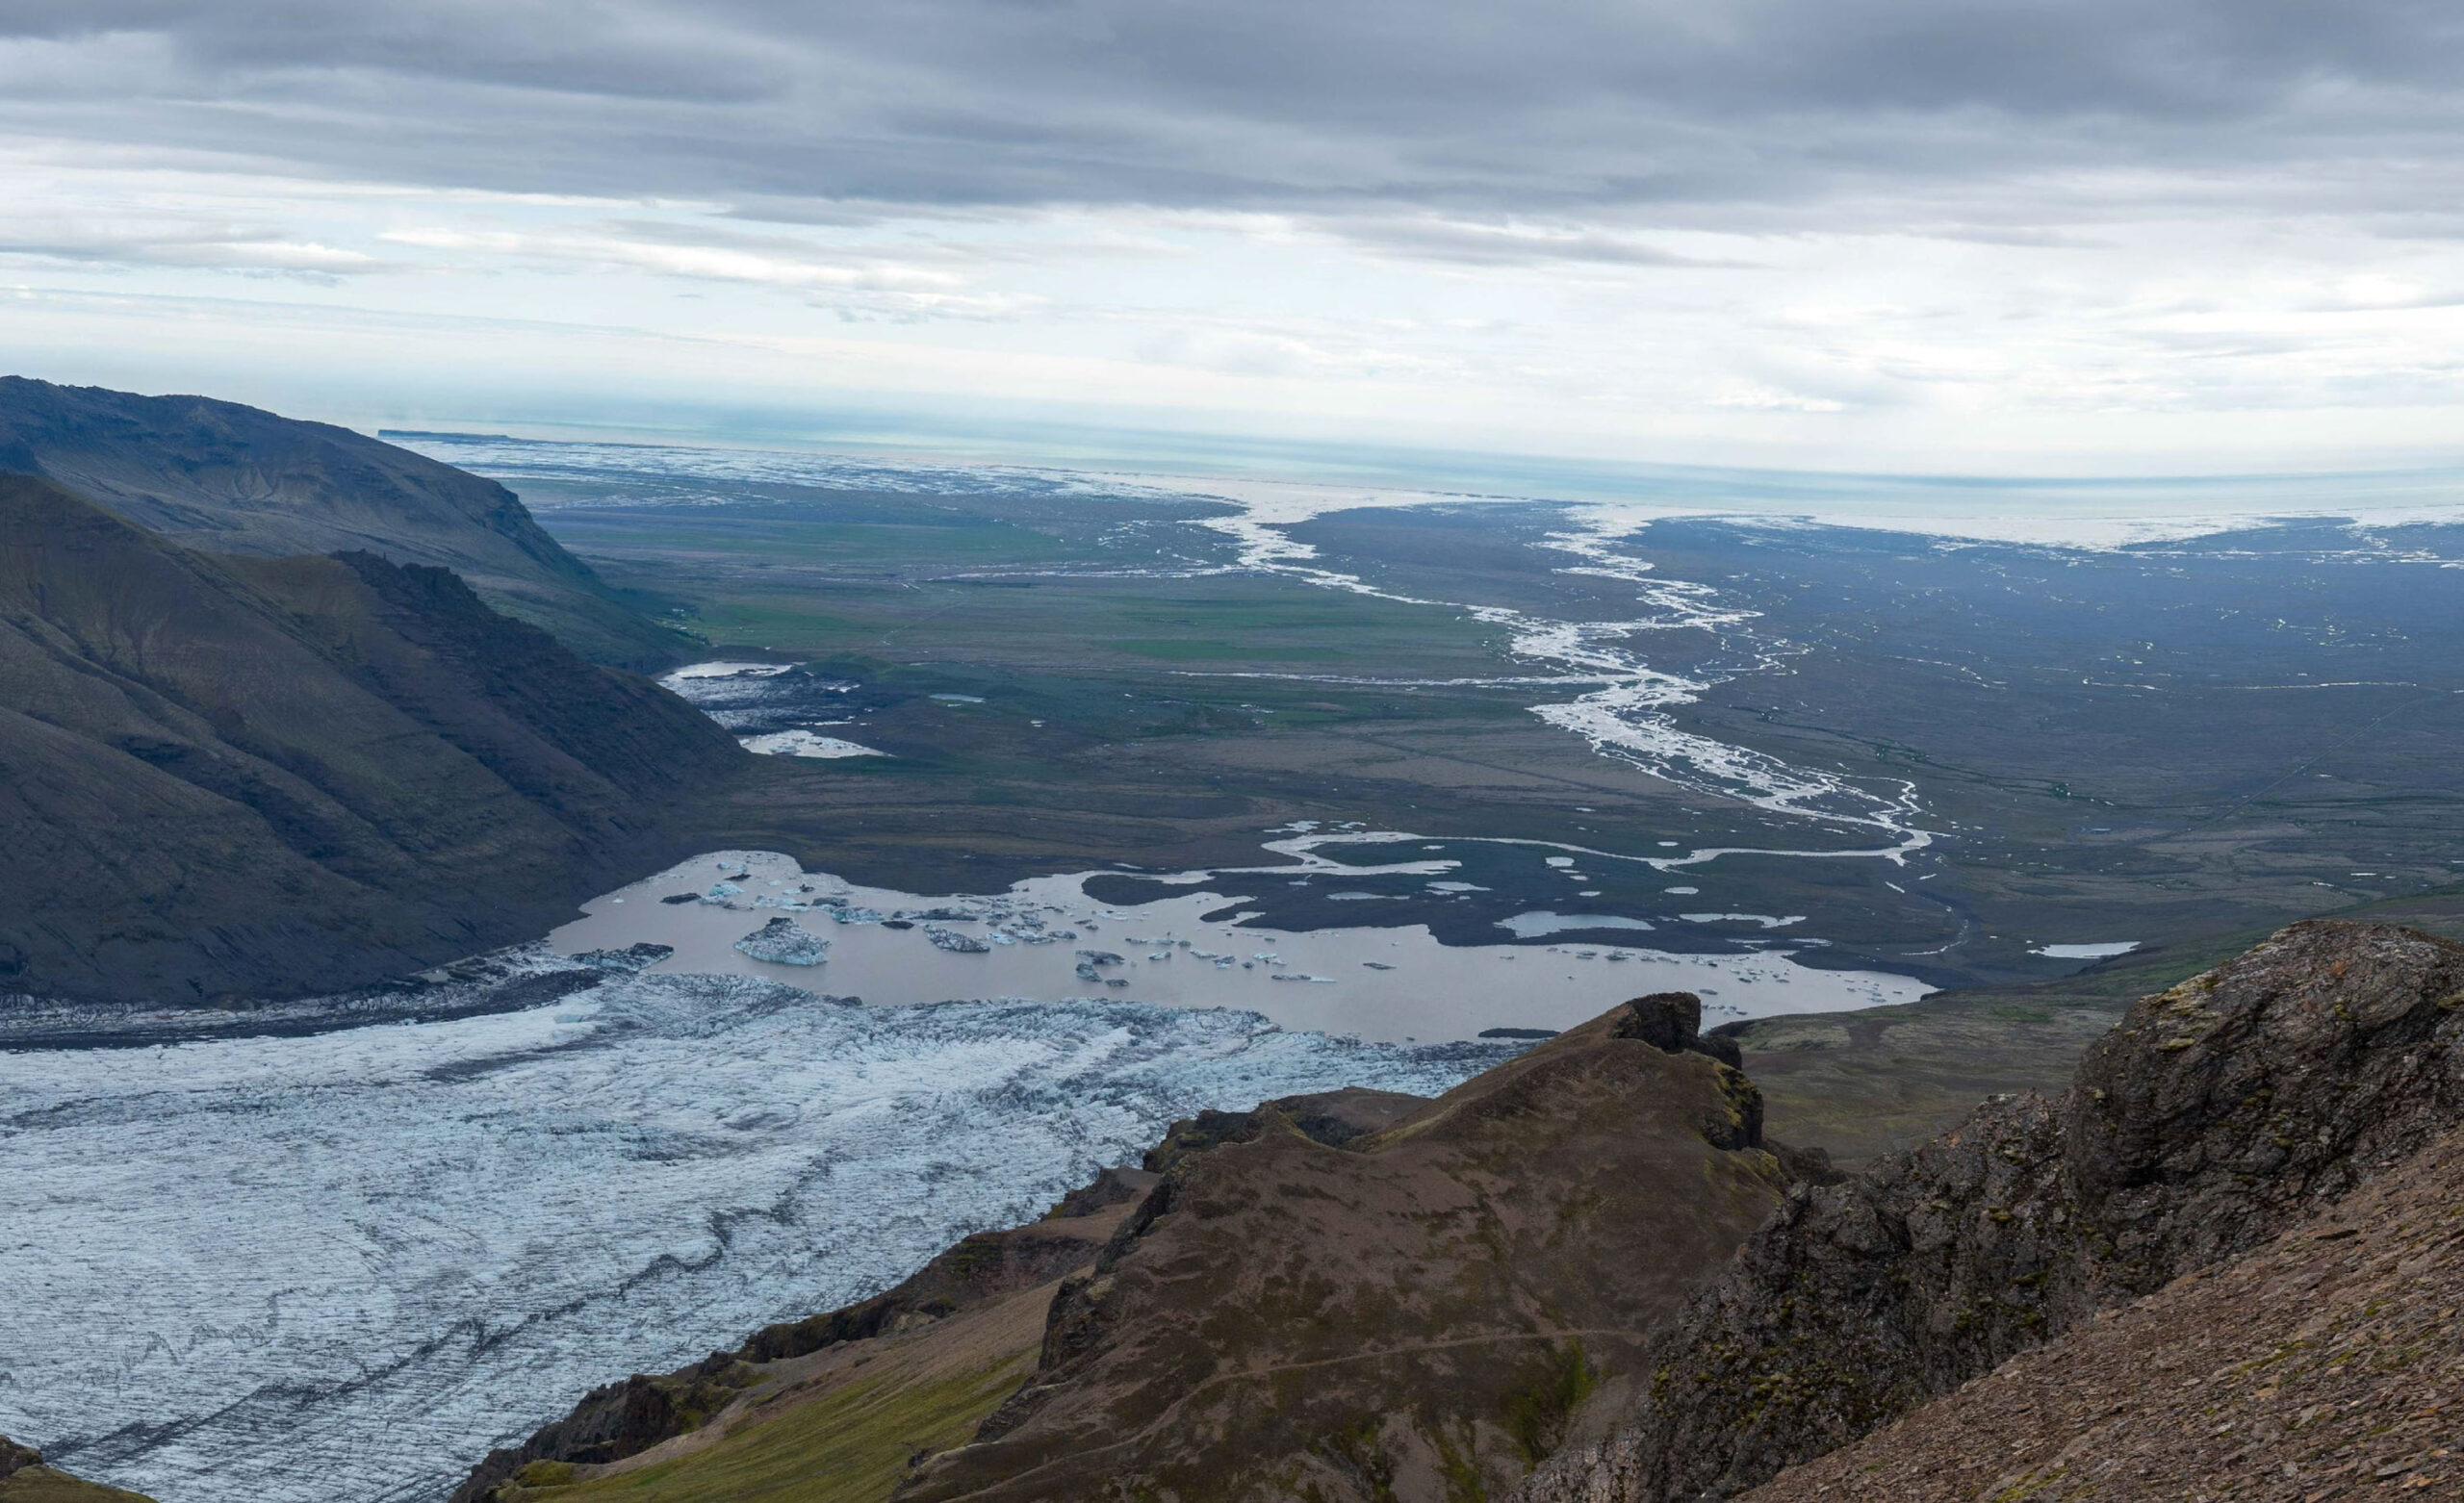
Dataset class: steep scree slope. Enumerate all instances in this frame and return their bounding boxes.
[1519,920,2464,1502]
[0,376,685,665]
[0,473,741,1004]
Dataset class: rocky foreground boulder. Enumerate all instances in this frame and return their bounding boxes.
[1519,920,2464,1501]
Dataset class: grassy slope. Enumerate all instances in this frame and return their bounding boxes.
[0,1467,153,1503]
[498,1288,1050,1503]
[504,1360,1032,1503]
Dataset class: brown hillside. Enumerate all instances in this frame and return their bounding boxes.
[895,995,1809,1503]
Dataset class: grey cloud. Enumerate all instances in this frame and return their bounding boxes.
[1325,217,1756,268]
[0,0,2458,229]
[0,217,386,274]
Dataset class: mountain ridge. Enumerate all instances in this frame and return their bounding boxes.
[0,376,688,667]
[0,471,742,1004]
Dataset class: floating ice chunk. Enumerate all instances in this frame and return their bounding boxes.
[1495,912,1656,938]
[663,661,794,681]
[738,730,886,759]
[1678,912,1806,929]
[2032,941,2139,958]
[925,928,990,954]
[732,918,830,966]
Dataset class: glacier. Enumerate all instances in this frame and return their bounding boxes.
[0,972,1517,1503]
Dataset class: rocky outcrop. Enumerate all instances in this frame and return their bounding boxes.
[1520,920,2464,1502]
[0,473,741,1005]
[897,996,1810,1503]
[0,376,689,666]
[1739,1118,2464,1502]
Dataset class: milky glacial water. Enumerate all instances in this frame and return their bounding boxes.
[554,848,1929,1044]
[0,980,1520,1503]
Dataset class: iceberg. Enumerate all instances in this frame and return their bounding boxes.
[732,917,831,966]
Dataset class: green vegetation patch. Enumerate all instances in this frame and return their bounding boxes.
[512,1351,1033,1503]
[0,1465,158,1503]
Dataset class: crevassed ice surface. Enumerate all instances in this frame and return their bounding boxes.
[0,974,1515,1503]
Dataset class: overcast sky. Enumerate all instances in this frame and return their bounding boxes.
[3,0,2461,475]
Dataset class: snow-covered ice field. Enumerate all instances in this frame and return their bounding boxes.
[0,973,1516,1503]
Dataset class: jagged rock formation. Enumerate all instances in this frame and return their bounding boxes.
[0,1436,154,1501]
[0,473,742,1004]
[1740,1118,2464,1501]
[0,376,688,666]
[1520,920,2464,1502]
[895,997,1803,1503]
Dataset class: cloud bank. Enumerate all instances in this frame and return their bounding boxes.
[1,1,2459,471]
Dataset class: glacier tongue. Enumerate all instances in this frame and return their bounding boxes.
[0,973,1513,1503]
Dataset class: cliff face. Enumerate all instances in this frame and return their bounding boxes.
[1738,1118,2464,1502]
[0,376,687,667]
[0,473,741,1005]
[1520,920,2464,1502]
[896,996,1804,1503]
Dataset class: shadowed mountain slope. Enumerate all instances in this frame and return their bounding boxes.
[0,377,688,666]
[1520,920,2464,1502]
[0,472,742,1005]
